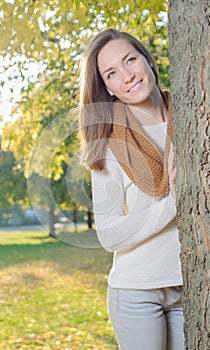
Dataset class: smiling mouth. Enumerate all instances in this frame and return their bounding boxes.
[128,79,143,93]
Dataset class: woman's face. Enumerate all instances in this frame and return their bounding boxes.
[97,39,156,106]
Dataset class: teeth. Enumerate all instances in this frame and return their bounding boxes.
[129,80,143,92]
[130,83,139,91]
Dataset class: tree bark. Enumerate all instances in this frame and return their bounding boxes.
[49,204,56,237]
[168,1,209,349]
[87,209,93,229]
[73,202,78,233]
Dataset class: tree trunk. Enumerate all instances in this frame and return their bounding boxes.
[73,202,78,233]
[87,209,93,229]
[168,1,209,349]
[49,205,56,237]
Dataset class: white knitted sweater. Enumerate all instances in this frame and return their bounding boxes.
[92,123,183,289]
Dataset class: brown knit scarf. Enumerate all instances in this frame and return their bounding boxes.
[108,91,172,197]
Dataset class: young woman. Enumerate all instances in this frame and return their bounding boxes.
[79,28,184,350]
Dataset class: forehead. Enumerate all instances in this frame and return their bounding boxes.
[100,38,135,54]
[97,39,137,71]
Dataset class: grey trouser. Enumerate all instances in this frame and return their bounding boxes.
[108,286,185,350]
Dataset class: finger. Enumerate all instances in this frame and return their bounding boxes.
[170,167,177,182]
[168,144,174,170]
[169,143,174,159]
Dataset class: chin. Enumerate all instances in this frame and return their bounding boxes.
[128,94,150,105]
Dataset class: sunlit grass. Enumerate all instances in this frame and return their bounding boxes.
[0,227,117,349]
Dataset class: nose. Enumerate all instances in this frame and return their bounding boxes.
[121,68,135,83]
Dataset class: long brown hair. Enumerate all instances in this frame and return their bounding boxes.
[79,28,160,171]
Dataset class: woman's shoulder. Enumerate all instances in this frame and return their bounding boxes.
[103,144,122,174]
[105,145,132,187]
[92,145,125,180]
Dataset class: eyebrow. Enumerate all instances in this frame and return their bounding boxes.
[101,51,133,76]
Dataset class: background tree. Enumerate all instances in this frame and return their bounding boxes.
[1,0,169,234]
[66,164,93,229]
[0,148,27,224]
[168,1,209,349]
[1,0,169,112]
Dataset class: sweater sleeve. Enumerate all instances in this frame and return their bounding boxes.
[92,151,177,252]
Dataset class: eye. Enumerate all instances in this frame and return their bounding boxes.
[127,57,136,64]
[107,71,116,79]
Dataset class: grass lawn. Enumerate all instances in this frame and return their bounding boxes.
[0,227,118,349]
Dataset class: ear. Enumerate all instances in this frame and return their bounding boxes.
[107,89,114,96]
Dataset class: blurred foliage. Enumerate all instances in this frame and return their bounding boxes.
[1,0,169,168]
[0,149,27,208]
[1,1,168,60]
[0,0,169,219]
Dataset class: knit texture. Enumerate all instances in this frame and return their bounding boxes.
[109,91,172,197]
[92,131,183,289]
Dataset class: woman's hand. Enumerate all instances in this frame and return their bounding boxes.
[168,143,177,199]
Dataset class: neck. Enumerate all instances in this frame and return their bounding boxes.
[128,88,168,126]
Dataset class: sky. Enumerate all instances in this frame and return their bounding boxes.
[0,55,44,131]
